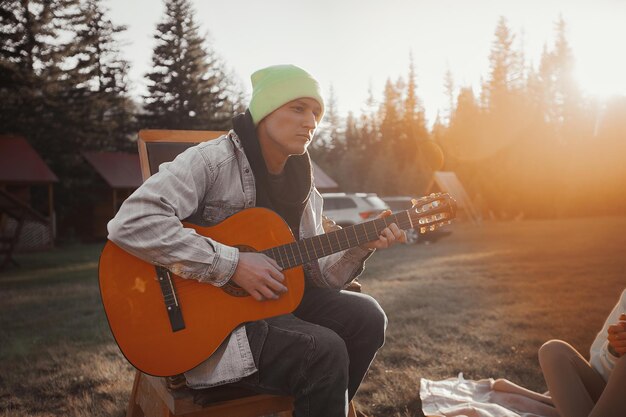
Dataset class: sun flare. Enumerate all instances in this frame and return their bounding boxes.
[575,59,626,99]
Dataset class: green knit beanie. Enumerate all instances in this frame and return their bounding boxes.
[248,64,325,125]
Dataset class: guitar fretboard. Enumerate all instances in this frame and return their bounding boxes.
[261,212,414,269]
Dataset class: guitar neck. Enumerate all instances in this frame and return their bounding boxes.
[261,211,414,269]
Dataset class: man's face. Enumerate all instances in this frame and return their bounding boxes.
[257,97,322,157]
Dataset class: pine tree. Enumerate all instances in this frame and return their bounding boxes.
[538,16,584,141]
[484,16,520,113]
[443,67,455,125]
[439,86,494,212]
[527,49,550,121]
[0,0,29,96]
[552,16,579,121]
[398,55,431,194]
[359,83,379,153]
[403,54,427,132]
[1,0,138,237]
[310,84,342,170]
[333,111,362,191]
[0,0,29,134]
[379,78,401,152]
[143,0,239,130]
[445,87,484,159]
[313,85,342,153]
[401,55,425,156]
[344,111,360,153]
[58,0,134,151]
[0,0,68,148]
[482,16,531,164]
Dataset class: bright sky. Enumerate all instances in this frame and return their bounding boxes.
[107,0,626,126]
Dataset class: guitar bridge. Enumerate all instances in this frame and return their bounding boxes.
[155,266,186,332]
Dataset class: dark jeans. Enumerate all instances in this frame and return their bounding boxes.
[233,286,387,417]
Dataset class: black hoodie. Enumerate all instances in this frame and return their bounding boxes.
[232,110,313,239]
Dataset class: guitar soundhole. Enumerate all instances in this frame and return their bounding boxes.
[221,244,256,297]
[222,281,250,297]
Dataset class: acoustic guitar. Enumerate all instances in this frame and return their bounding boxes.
[98,193,456,376]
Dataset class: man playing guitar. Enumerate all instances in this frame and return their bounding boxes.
[107,64,406,416]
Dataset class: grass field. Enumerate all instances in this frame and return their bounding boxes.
[1,217,625,416]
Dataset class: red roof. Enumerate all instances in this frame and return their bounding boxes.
[0,135,58,183]
[83,152,143,189]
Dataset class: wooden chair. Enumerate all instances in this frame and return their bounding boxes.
[126,129,357,417]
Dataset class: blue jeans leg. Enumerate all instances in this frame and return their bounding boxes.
[234,287,386,416]
[294,287,387,400]
[236,314,350,417]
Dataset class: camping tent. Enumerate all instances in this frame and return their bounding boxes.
[427,171,481,224]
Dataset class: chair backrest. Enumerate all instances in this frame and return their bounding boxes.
[137,130,226,182]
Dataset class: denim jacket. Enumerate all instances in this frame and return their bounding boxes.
[107,130,373,387]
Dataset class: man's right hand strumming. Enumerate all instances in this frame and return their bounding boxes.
[230,252,287,301]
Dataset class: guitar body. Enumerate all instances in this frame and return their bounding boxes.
[98,207,305,377]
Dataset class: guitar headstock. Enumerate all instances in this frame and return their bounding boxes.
[409,193,457,233]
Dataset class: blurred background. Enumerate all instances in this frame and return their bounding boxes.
[1,0,625,252]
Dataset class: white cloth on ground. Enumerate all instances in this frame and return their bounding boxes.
[420,373,559,417]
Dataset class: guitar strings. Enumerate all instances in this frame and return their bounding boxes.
[148,202,448,295]
[160,217,396,296]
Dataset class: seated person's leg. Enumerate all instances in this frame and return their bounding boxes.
[539,340,606,417]
[236,314,350,417]
[294,287,387,400]
[589,354,626,417]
